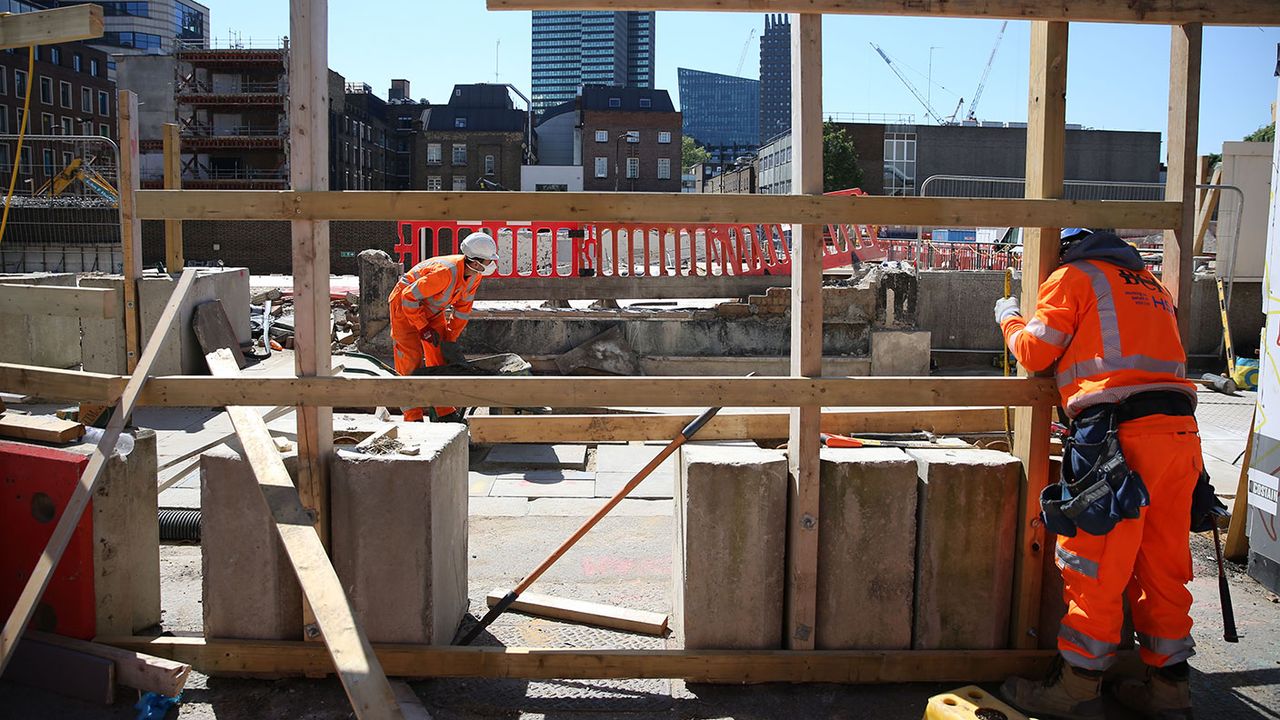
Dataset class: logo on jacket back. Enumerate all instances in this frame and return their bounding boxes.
[1116,268,1175,315]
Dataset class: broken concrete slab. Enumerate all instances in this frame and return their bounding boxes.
[0,272,81,369]
[554,325,641,375]
[907,447,1020,650]
[595,470,674,499]
[675,443,787,649]
[871,330,932,376]
[192,300,246,368]
[331,422,469,644]
[484,443,589,470]
[816,447,916,650]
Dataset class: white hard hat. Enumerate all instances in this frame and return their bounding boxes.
[460,232,499,262]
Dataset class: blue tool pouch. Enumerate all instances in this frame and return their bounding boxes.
[1040,405,1150,537]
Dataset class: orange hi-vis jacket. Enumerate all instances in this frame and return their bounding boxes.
[1000,245,1196,417]
[388,254,480,342]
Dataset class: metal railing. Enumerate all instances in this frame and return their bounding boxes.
[920,174,1167,201]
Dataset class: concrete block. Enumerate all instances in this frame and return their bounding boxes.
[0,273,81,368]
[331,422,468,644]
[484,443,588,469]
[200,446,303,640]
[816,447,917,650]
[80,275,128,374]
[871,330,932,376]
[908,447,1020,650]
[356,249,400,363]
[674,443,787,649]
[62,429,160,635]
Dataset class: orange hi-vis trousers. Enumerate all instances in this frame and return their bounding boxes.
[1055,413,1201,671]
[390,322,456,422]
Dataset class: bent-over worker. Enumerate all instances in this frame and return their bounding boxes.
[389,232,499,423]
[996,228,1208,720]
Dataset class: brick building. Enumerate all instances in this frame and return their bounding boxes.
[575,85,681,192]
[385,78,425,190]
[418,84,526,192]
[329,73,390,190]
[699,159,757,194]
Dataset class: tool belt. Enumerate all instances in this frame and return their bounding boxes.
[1038,390,1190,537]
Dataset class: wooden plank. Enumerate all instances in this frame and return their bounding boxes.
[785,11,822,652]
[1193,164,1222,257]
[0,284,117,319]
[485,590,668,636]
[103,635,1060,683]
[134,190,1181,230]
[118,90,143,373]
[484,0,1280,25]
[0,4,103,49]
[192,300,246,369]
[163,122,184,273]
[1164,24,1202,340]
[204,349,403,720]
[5,635,114,705]
[467,408,1006,444]
[0,269,197,676]
[31,631,189,697]
[1225,411,1256,562]
[477,275,788,301]
[1010,20,1068,651]
[0,414,84,443]
[290,0,336,646]
[0,364,123,405]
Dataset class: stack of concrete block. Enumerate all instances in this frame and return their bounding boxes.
[816,447,917,649]
[673,443,787,649]
[908,447,1020,649]
[0,273,81,369]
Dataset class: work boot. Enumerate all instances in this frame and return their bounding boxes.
[1000,655,1105,720]
[1111,663,1194,719]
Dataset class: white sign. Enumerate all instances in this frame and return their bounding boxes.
[1249,468,1280,515]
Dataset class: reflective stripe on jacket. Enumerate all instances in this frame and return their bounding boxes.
[388,254,482,342]
[1001,258,1196,417]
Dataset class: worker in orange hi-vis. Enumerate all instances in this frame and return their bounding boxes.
[388,232,499,424]
[997,228,1213,720]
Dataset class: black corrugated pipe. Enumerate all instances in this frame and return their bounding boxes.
[158,509,201,543]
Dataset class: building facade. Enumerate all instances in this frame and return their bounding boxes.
[531,11,655,115]
[58,0,210,55]
[386,79,427,191]
[419,84,526,192]
[759,14,791,143]
[578,86,680,193]
[677,67,759,148]
[329,74,390,190]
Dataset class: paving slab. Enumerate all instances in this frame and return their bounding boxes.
[595,470,674,499]
[484,443,589,469]
[528,498,672,516]
[469,472,499,497]
[157,486,200,510]
[468,497,529,517]
[596,444,676,477]
[489,476,596,498]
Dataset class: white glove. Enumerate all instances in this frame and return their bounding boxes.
[994,296,1021,325]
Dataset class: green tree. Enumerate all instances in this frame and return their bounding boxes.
[682,136,710,172]
[823,122,863,192]
[1244,122,1275,142]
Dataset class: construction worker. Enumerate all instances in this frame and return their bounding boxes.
[996,228,1201,719]
[389,232,499,423]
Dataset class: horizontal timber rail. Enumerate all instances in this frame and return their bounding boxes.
[134,190,1182,230]
[103,636,1057,683]
[485,1,1280,26]
[0,364,1056,409]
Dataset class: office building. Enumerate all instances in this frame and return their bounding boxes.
[759,13,791,142]
[677,68,759,148]
[531,11,654,116]
[58,1,210,54]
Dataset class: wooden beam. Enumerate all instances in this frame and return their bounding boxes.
[32,631,189,698]
[485,0,1280,25]
[1225,411,1256,561]
[467,408,1007,444]
[0,269,197,676]
[0,284,117,319]
[1165,23,1202,340]
[1193,164,1222,257]
[476,275,788,301]
[117,90,143,373]
[162,122,184,273]
[289,0,335,645]
[133,190,1182,230]
[485,590,668,636]
[103,636,1059,683]
[0,414,84,443]
[0,4,103,49]
[0,364,123,404]
[1010,20,1067,651]
[205,350,403,720]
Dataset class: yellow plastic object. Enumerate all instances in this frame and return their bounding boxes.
[923,685,1028,720]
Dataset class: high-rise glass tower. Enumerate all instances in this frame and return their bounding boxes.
[759,13,791,142]
[531,11,655,116]
[677,68,759,148]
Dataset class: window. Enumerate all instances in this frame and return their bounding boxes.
[39,76,51,105]
[14,108,24,132]
[483,154,495,174]
[41,147,53,175]
[594,130,607,143]
[99,2,150,17]
[882,131,917,196]
[427,176,442,191]
[626,131,639,143]
[608,97,621,108]
[658,158,671,180]
[81,87,91,113]
[81,120,92,135]
[452,176,468,191]
[451,143,466,165]
[99,123,109,137]
[102,31,163,50]
[176,1,206,41]
[73,54,82,73]
[90,59,99,77]
[426,143,441,164]
[97,90,109,116]
[594,157,607,178]
[0,108,7,133]
[40,112,52,133]
[19,145,30,170]
[454,117,467,129]
[658,131,671,144]
[61,151,73,168]
[639,98,652,109]
[0,70,6,96]
[60,116,72,135]
[59,81,71,108]
[13,70,24,99]
[626,157,639,179]
[49,47,61,65]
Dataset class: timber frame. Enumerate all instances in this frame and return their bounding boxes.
[0,2,1250,717]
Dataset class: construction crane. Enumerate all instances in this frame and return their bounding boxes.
[736,27,757,76]
[965,20,1008,123]
[870,43,957,125]
[36,157,119,203]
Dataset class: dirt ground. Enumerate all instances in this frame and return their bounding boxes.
[2,517,1278,719]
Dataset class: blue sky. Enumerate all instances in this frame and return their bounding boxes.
[207,1,1279,153]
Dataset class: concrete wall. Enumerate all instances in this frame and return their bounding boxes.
[0,243,121,274]
[0,273,81,369]
[1220,141,1271,282]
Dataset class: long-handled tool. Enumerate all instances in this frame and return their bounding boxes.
[1002,268,1015,450]
[1210,522,1239,643]
[456,401,727,645]
[819,433,974,450]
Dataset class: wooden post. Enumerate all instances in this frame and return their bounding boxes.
[1164,23,1202,340]
[289,0,334,641]
[785,12,822,651]
[162,122,183,272]
[1010,20,1067,650]
[117,90,142,373]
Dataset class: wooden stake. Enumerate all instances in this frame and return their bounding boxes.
[1164,23,1203,340]
[1224,409,1256,561]
[162,122,184,272]
[117,90,143,373]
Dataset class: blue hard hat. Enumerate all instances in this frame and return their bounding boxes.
[1060,228,1092,242]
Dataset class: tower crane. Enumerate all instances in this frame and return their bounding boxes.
[736,27,757,76]
[870,43,956,125]
[965,20,1008,123]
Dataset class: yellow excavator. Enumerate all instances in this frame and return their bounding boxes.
[35,157,118,203]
